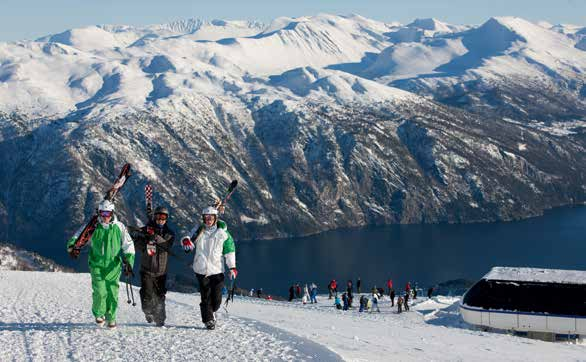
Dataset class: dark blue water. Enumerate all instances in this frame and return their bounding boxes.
[235,205,586,297]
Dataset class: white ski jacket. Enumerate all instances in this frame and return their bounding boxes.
[186,221,236,276]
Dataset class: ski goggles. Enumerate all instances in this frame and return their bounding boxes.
[155,214,168,220]
[99,210,113,217]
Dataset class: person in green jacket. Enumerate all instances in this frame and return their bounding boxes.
[67,200,135,329]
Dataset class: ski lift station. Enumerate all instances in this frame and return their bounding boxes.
[460,267,586,339]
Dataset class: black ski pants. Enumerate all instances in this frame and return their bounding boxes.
[140,272,167,324]
[196,273,225,323]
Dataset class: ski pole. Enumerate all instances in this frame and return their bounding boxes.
[224,278,236,313]
[125,274,136,306]
[125,276,132,304]
[129,280,136,306]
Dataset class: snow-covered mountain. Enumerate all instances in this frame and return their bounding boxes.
[0,15,585,265]
[1,271,585,361]
[342,17,586,124]
[0,242,71,271]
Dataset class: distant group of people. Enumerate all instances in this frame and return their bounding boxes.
[249,288,264,298]
[288,282,318,304]
[327,277,436,314]
[285,276,436,314]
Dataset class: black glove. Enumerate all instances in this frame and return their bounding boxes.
[123,260,134,277]
[68,246,80,259]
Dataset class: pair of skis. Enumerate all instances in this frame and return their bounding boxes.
[138,183,176,257]
[188,180,238,243]
[69,163,132,258]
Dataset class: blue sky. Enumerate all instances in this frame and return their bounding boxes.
[1,0,584,42]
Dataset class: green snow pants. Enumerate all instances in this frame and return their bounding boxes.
[90,264,122,322]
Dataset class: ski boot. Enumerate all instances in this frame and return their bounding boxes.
[95,316,105,327]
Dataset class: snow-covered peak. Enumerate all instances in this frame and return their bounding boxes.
[386,18,466,43]
[158,18,266,41]
[36,26,132,52]
[462,17,529,53]
[35,19,268,50]
[268,66,414,102]
[258,13,392,40]
[535,20,555,29]
[407,18,459,33]
[551,23,585,35]
[469,17,586,71]
[1,14,584,117]
[363,15,586,83]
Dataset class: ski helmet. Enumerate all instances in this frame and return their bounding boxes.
[154,206,169,216]
[98,200,115,212]
[201,206,218,216]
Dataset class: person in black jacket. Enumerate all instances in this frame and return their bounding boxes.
[130,206,175,327]
[289,285,295,302]
[346,280,353,307]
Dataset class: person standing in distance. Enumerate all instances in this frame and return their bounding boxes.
[182,206,237,330]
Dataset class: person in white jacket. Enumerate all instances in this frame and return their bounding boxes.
[181,206,237,330]
[302,284,310,304]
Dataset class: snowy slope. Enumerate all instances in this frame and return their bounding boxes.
[2,271,585,361]
[0,271,340,361]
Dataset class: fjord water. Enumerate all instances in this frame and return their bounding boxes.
[235,205,586,297]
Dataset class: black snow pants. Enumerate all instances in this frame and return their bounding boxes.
[140,272,167,324]
[196,273,225,323]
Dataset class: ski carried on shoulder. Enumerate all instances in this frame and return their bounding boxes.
[127,183,179,258]
[189,180,238,244]
[145,184,153,221]
[68,163,132,257]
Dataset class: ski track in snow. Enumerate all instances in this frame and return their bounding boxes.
[0,272,340,361]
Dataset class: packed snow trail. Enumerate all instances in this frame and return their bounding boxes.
[0,271,341,361]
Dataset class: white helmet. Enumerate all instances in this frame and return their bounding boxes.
[201,206,218,216]
[98,200,115,212]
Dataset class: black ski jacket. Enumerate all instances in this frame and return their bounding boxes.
[130,221,175,276]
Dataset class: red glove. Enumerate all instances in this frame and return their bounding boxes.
[182,237,194,252]
[229,268,238,280]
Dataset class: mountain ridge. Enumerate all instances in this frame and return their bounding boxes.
[0,14,584,267]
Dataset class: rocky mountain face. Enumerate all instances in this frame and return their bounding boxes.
[0,15,584,267]
[0,242,72,271]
